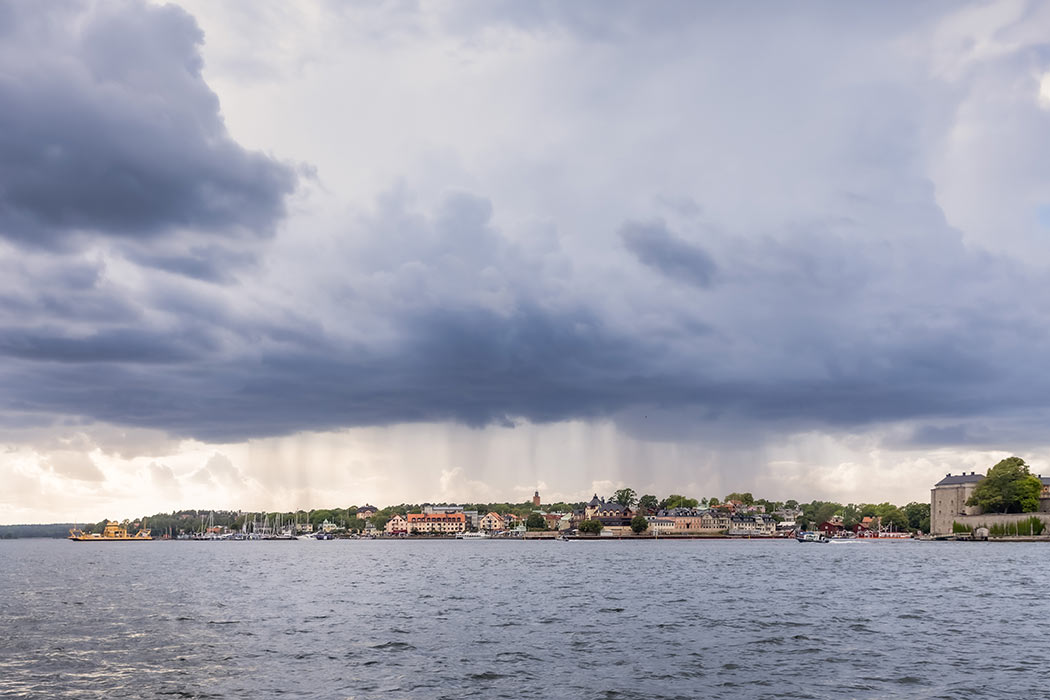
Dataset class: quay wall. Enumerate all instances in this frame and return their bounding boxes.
[952,513,1050,532]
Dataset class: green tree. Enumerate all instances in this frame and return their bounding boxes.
[526,512,547,530]
[755,499,781,514]
[967,457,1042,513]
[578,519,603,535]
[372,515,389,532]
[840,504,862,529]
[708,497,719,507]
[613,488,638,507]
[637,494,659,513]
[812,502,840,526]
[661,494,699,510]
[875,504,909,532]
[784,499,799,510]
[903,502,931,533]
[630,514,649,534]
[858,503,879,518]
[310,509,333,527]
[725,492,754,506]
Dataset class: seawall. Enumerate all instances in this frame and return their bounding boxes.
[953,512,1050,533]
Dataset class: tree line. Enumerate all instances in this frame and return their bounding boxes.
[65,489,941,537]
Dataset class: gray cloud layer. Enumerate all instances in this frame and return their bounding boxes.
[0,1,296,246]
[2,0,1050,456]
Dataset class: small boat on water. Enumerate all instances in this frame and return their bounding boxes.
[69,520,152,541]
[795,531,829,543]
[455,532,490,540]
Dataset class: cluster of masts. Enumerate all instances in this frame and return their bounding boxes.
[176,511,324,541]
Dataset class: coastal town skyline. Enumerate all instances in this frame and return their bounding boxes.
[4,2,1050,526]
[18,486,932,540]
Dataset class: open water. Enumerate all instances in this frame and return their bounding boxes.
[1,538,1048,699]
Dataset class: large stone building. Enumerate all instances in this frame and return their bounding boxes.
[930,472,984,535]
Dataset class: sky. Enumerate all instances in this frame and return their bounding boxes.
[3,0,1050,524]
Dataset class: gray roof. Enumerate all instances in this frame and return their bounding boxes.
[934,473,984,486]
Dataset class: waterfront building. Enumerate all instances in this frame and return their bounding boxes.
[320,518,338,533]
[385,514,408,535]
[664,509,704,532]
[479,512,505,532]
[542,513,563,530]
[700,510,730,531]
[726,514,775,536]
[419,504,477,528]
[593,501,633,527]
[406,512,467,534]
[651,507,731,533]
[584,495,604,520]
[930,472,984,535]
[818,516,845,536]
[854,516,880,536]
[647,517,676,534]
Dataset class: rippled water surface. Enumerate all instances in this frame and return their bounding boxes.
[2,538,1049,699]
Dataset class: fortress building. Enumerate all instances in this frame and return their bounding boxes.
[930,473,983,535]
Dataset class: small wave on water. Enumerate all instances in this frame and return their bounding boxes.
[370,641,415,651]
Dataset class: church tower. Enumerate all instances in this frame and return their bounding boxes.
[533,490,541,507]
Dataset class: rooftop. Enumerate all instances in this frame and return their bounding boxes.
[934,472,984,486]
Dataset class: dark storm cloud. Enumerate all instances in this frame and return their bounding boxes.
[620,220,718,288]
[0,327,199,364]
[0,304,672,442]
[0,1,296,246]
[0,256,142,325]
[0,236,1045,447]
[2,176,1050,446]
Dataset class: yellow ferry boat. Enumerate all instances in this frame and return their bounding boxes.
[68,520,152,541]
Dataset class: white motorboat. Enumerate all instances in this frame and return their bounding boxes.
[455,532,490,540]
[795,531,829,543]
